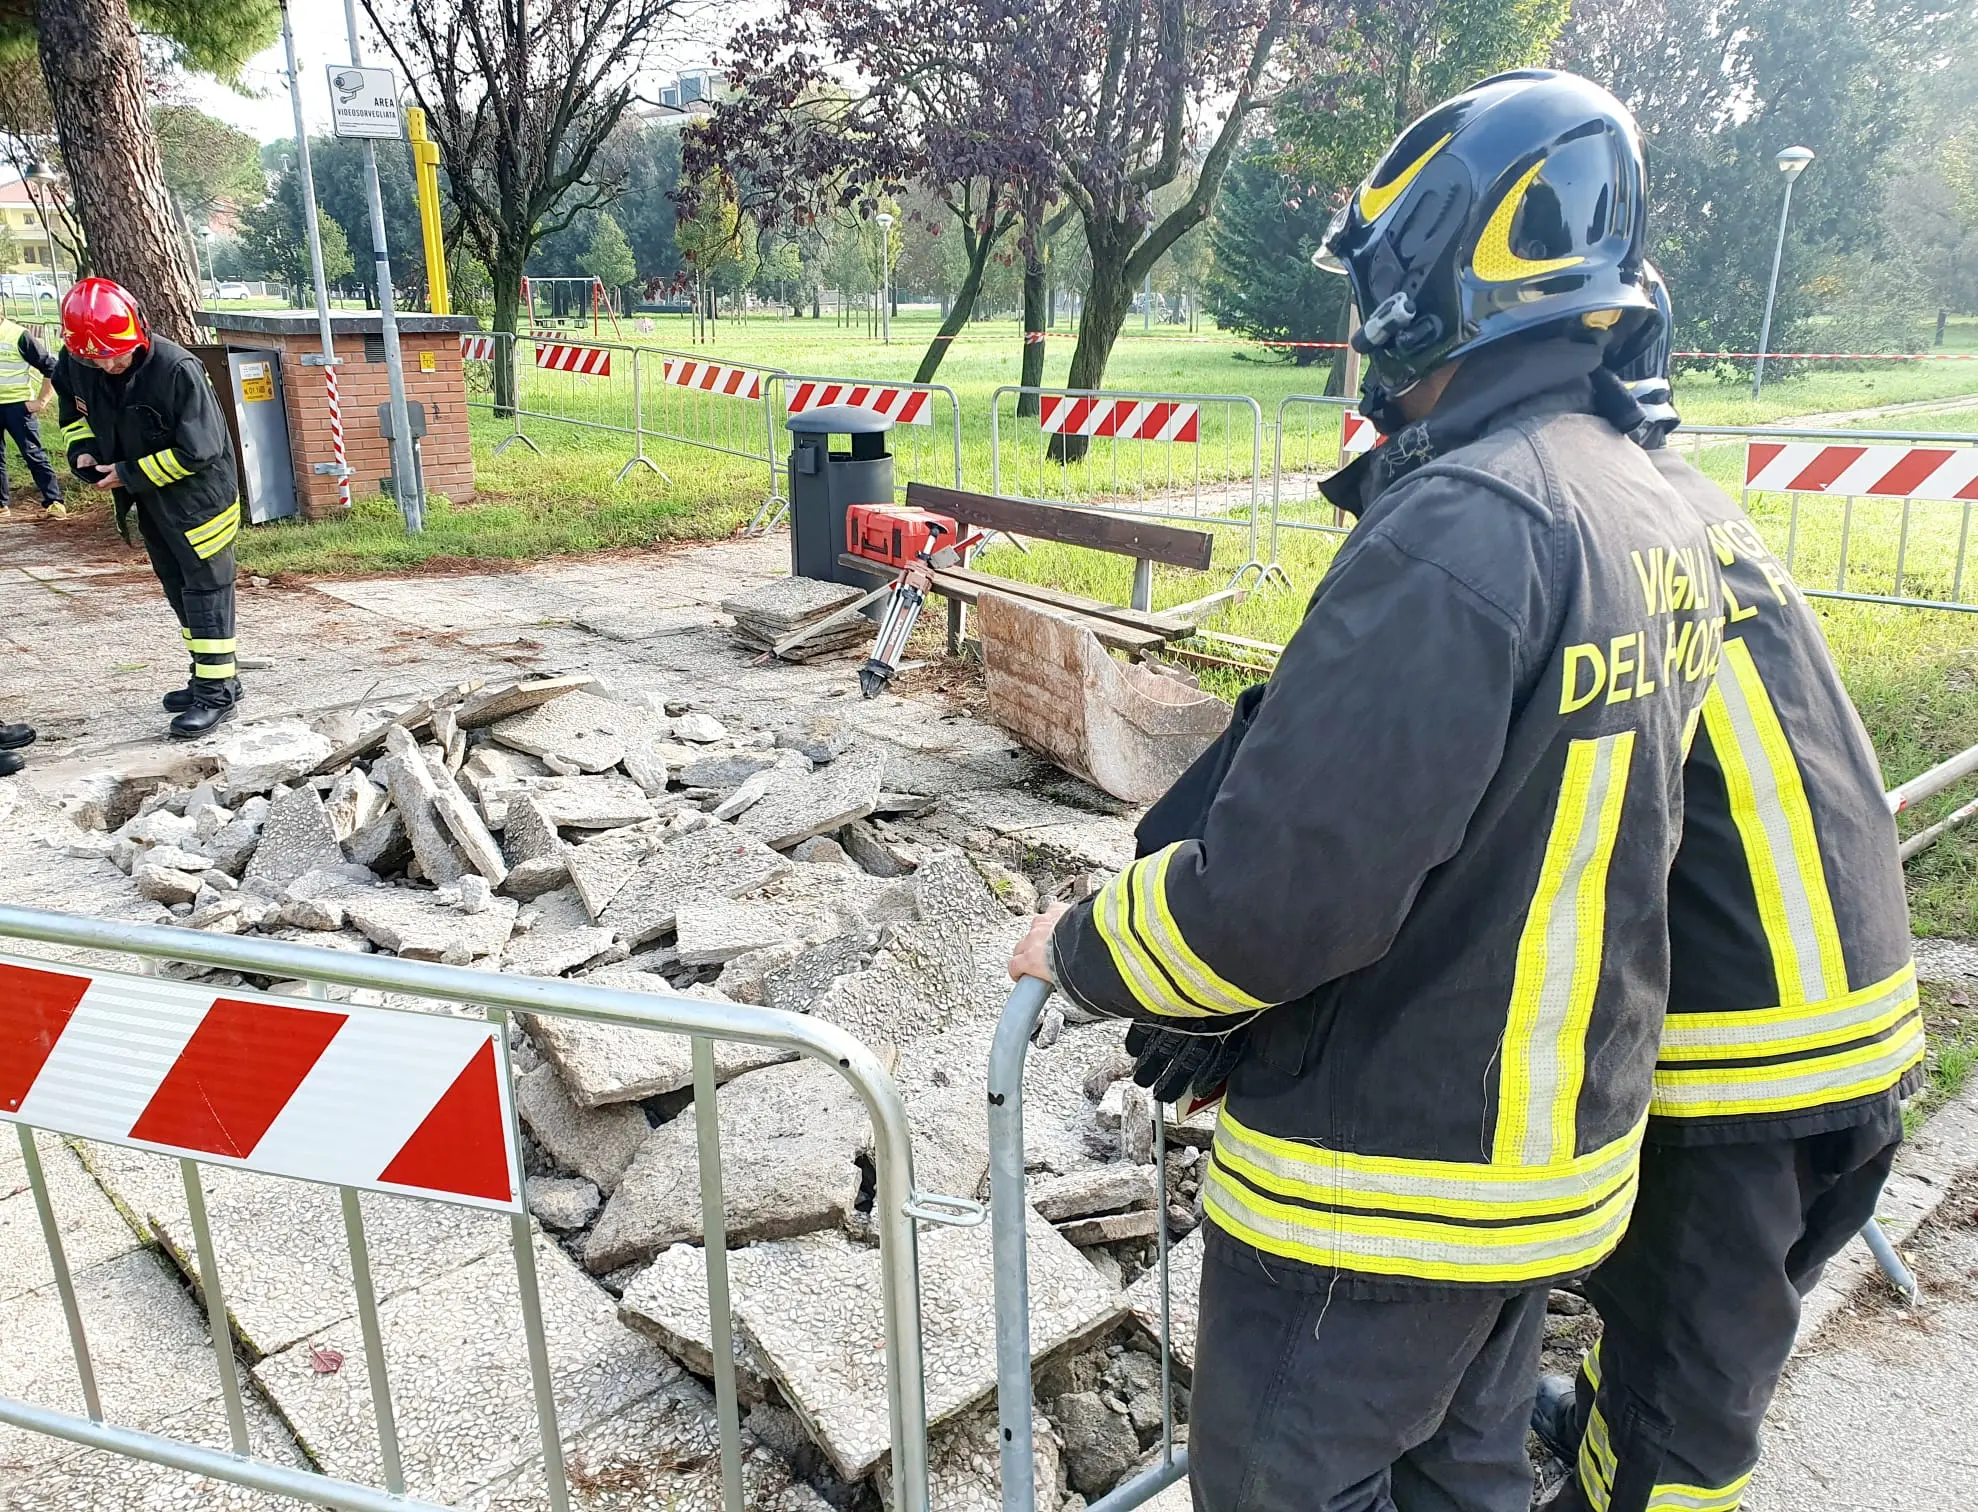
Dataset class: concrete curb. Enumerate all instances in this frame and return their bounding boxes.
[1794,1073,1978,1348]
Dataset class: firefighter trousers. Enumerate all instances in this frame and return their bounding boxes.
[134,497,238,705]
[0,402,61,506]
[1189,1228,1550,1512]
[1551,1099,1903,1512]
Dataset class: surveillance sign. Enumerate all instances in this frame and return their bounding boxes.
[328,66,404,140]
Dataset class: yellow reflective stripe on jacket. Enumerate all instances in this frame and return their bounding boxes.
[1703,640,1848,1004]
[64,418,94,445]
[1650,1006,1925,1119]
[1092,844,1269,1019]
[1659,962,1917,1062]
[1578,1397,1752,1512]
[0,320,32,403]
[1495,731,1636,1166]
[1203,1107,1645,1283]
[138,448,193,487]
[193,661,238,679]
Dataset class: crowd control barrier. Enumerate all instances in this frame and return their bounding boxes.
[0,904,955,1512]
[746,374,967,534]
[1267,393,1364,565]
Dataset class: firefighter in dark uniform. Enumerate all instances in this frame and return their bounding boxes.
[1008,72,1726,1512]
[56,277,242,738]
[1529,268,1921,1512]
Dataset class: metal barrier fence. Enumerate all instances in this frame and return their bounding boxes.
[1267,393,1364,565]
[989,977,1184,1512]
[1670,425,1978,612]
[990,385,1273,588]
[747,374,968,534]
[0,904,953,1512]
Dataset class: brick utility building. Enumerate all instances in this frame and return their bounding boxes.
[201,310,481,521]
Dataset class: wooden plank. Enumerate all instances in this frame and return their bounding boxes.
[921,573,1165,657]
[907,482,1214,571]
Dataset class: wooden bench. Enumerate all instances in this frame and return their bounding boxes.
[835,484,1226,658]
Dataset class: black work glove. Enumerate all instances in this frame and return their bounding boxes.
[114,495,134,546]
[1125,1017,1256,1107]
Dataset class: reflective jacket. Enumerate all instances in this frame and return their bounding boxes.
[1049,347,1725,1291]
[55,337,239,554]
[0,319,55,404]
[1652,448,1921,1143]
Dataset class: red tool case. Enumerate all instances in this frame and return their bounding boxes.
[845,505,957,569]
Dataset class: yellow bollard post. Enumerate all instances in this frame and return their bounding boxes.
[405,107,451,315]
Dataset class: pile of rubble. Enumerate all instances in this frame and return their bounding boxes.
[35,672,1208,1510]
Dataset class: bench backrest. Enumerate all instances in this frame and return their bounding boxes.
[905,482,1214,572]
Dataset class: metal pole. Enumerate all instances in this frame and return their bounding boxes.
[279,0,352,515]
[1752,174,1798,401]
[342,0,424,532]
[989,976,1050,1512]
[882,233,892,345]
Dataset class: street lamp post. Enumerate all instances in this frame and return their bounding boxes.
[1753,145,1815,401]
[197,227,214,299]
[875,212,893,345]
[23,161,62,299]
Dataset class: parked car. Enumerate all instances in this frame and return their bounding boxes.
[215,283,253,301]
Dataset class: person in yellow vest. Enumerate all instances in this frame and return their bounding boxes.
[0,314,65,519]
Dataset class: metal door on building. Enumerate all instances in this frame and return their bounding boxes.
[226,348,299,523]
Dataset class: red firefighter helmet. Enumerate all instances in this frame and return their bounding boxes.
[60,277,150,361]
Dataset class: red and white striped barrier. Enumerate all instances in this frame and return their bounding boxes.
[1341,413,1382,457]
[0,956,518,1211]
[1744,442,1978,502]
[325,365,349,513]
[459,334,495,361]
[535,341,613,378]
[662,359,764,400]
[786,380,932,427]
[1038,396,1200,442]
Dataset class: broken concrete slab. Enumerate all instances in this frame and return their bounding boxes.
[515,1062,649,1193]
[616,1241,779,1398]
[238,785,343,896]
[497,792,569,899]
[673,897,828,967]
[503,923,618,977]
[1058,1210,1161,1246]
[322,767,385,842]
[600,828,793,946]
[343,809,410,874]
[526,1175,601,1231]
[939,788,1136,874]
[507,773,660,831]
[912,849,1006,928]
[1032,1167,1159,1224]
[732,1211,1127,1481]
[339,886,517,961]
[424,754,509,885]
[460,744,553,802]
[679,748,780,790]
[710,771,772,821]
[133,863,203,905]
[492,690,653,774]
[877,1402,1068,1512]
[807,920,977,1049]
[524,972,794,1108]
[252,1232,678,1504]
[903,1081,993,1206]
[565,823,666,920]
[735,745,884,850]
[584,1053,882,1272]
[761,931,878,1012]
[377,735,468,888]
[455,674,597,729]
[670,711,729,744]
[213,719,336,800]
[1125,1227,1203,1370]
[776,714,854,765]
[841,818,920,878]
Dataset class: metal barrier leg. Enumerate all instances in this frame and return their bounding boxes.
[617,350,669,484]
[180,1160,251,1455]
[340,1189,406,1495]
[1860,1218,1918,1302]
[511,1211,573,1512]
[1130,559,1153,614]
[20,1126,102,1422]
[989,977,1050,1512]
[694,1035,746,1512]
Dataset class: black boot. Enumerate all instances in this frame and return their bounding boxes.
[169,681,240,740]
[162,685,197,713]
[0,723,35,750]
[0,749,24,776]
[1531,1373,1580,1467]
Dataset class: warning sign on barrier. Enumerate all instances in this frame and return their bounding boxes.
[0,955,519,1211]
[663,359,765,400]
[535,341,612,377]
[1037,396,1199,442]
[787,381,932,426]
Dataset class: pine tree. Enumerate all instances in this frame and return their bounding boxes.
[1206,137,1348,369]
[578,213,638,299]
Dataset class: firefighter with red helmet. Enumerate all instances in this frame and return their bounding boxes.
[56,277,242,737]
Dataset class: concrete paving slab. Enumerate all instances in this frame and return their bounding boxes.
[516,1062,649,1194]
[600,827,793,946]
[0,1248,245,1476]
[875,1403,1066,1512]
[3,1391,309,1512]
[0,1134,143,1306]
[253,1231,681,1504]
[735,1209,1127,1481]
[493,690,657,775]
[76,1142,510,1358]
[1125,1227,1204,1371]
[735,745,884,850]
[565,822,667,919]
[938,788,1135,872]
[615,1240,780,1399]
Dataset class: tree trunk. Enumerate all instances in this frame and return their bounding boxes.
[1052,248,1132,463]
[913,227,998,385]
[36,0,199,343]
[1017,253,1047,417]
[1937,309,1948,347]
[492,268,523,416]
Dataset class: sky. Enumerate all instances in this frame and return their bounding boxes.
[182,6,729,145]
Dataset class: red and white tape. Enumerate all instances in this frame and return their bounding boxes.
[535,342,612,377]
[663,359,764,400]
[786,381,932,427]
[1744,442,1978,502]
[1038,396,1200,442]
[459,334,495,361]
[0,957,518,1210]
